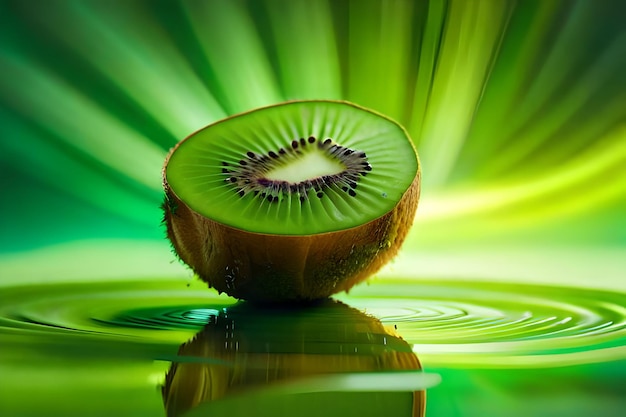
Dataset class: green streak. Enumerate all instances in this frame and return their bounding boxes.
[28,0,226,139]
[418,0,514,187]
[181,0,283,113]
[0,111,162,228]
[264,0,341,100]
[0,55,165,191]
[408,0,448,146]
[346,0,415,121]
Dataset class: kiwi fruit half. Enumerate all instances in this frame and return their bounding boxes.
[163,100,420,302]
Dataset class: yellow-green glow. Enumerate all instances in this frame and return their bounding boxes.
[415,346,626,369]
[417,125,626,223]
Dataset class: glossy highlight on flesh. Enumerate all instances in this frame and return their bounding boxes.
[163,100,420,302]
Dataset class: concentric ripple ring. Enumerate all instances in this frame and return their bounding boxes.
[0,278,624,367]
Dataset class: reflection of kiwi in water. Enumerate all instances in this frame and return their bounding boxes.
[162,301,425,417]
[163,100,420,302]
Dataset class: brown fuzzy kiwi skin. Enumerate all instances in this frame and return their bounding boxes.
[162,102,421,303]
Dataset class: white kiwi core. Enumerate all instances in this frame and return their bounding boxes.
[263,150,346,183]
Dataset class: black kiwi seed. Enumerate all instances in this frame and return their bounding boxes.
[221,137,371,205]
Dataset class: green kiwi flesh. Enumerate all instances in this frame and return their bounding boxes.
[165,101,418,235]
[163,100,420,302]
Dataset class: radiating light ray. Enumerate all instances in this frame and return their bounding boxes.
[60,1,226,138]
[479,33,626,178]
[418,0,514,187]
[264,0,341,100]
[416,125,626,223]
[0,0,623,255]
[496,0,611,140]
[447,1,626,184]
[456,1,574,173]
[407,0,447,146]
[0,110,161,227]
[346,0,415,121]
[181,0,283,114]
[0,55,165,191]
[18,0,226,139]
[522,94,626,175]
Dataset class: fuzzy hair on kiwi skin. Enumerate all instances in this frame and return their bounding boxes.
[162,100,421,303]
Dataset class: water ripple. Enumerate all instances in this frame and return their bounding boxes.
[0,278,624,367]
[340,279,626,366]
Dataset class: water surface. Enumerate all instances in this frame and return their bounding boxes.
[1,277,624,416]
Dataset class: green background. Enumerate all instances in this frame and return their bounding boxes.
[0,1,625,416]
